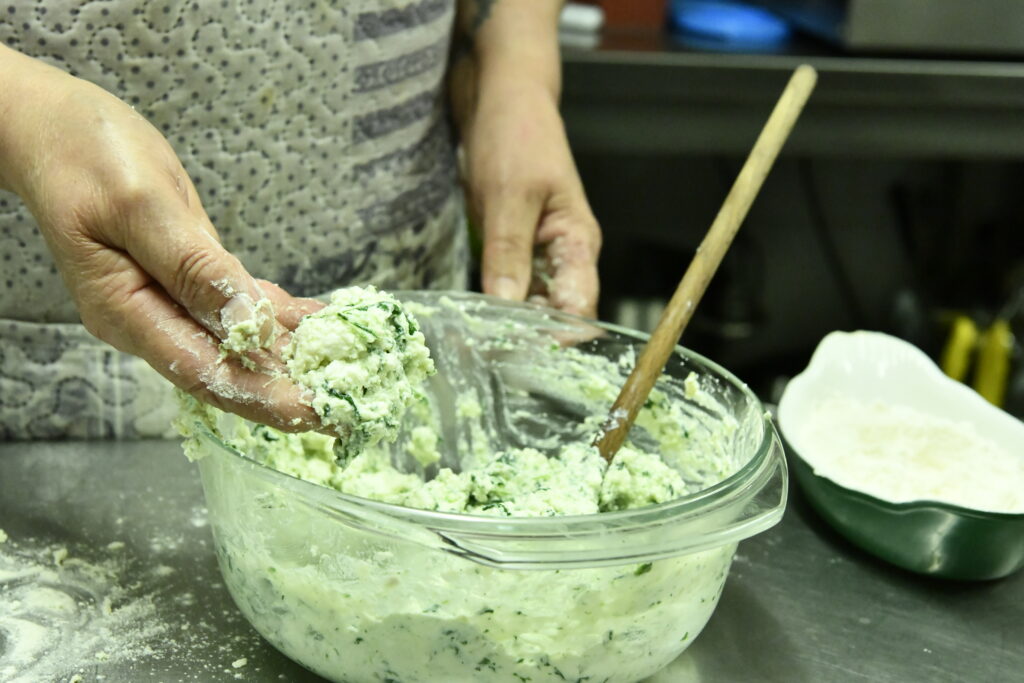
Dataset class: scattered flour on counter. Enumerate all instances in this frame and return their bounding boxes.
[797,396,1024,512]
[0,534,265,683]
[0,539,166,682]
[189,505,210,528]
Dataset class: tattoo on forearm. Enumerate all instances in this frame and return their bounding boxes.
[471,0,497,32]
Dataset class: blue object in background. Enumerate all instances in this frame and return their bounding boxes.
[669,0,793,51]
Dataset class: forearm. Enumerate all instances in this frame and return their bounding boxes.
[0,43,34,193]
[450,1,563,130]
[0,43,66,197]
[457,1,562,94]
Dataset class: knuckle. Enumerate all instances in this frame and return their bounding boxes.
[180,376,213,402]
[53,174,156,244]
[520,176,551,203]
[181,380,234,416]
[106,177,159,222]
[45,184,105,238]
[172,246,224,308]
[79,305,120,349]
[585,218,603,254]
[78,282,153,355]
[487,232,530,259]
[561,211,602,257]
[78,308,105,341]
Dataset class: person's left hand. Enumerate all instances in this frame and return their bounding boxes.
[458,73,602,318]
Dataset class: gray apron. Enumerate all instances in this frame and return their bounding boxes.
[0,0,468,438]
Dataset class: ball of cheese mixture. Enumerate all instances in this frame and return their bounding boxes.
[283,286,435,462]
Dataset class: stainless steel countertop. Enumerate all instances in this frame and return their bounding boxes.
[1,440,1021,682]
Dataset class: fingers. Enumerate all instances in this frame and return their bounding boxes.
[479,186,543,302]
[480,189,602,316]
[256,279,325,375]
[121,201,263,340]
[12,74,324,431]
[533,208,602,318]
[257,279,324,330]
[78,249,320,432]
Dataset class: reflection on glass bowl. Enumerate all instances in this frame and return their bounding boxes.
[183,291,787,683]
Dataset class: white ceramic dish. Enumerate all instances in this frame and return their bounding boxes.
[777,330,1024,580]
[778,330,1024,474]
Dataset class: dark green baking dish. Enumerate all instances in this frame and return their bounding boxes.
[787,447,1024,581]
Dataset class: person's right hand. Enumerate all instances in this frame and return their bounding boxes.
[0,45,321,431]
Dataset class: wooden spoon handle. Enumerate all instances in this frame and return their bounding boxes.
[595,65,818,462]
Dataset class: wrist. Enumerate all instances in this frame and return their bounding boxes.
[0,46,66,197]
[462,1,563,102]
[476,56,561,106]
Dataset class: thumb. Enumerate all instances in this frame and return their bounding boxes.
[480,189,542,302]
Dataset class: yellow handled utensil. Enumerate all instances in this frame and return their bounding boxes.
[974,318,1013,407]
[941,315,979,383]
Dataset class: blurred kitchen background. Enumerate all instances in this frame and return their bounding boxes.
[548,0,1024,416]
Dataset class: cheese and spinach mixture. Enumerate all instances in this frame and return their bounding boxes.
[210,286,699,516]
[281,286,436,463]
[181,291,748,683]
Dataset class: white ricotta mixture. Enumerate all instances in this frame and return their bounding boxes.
[184,401,689,518]
[796,396,1024,512]
[179,292,751,683]
[218,295,277,363]
[282,286,435,462]
[211,525,734,683]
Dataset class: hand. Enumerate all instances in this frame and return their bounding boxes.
[0,47,320,431]
[459,73,602,318]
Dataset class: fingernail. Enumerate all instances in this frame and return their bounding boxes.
[220,294,278,349]
[492,276,522,301]
[220,293,256,331]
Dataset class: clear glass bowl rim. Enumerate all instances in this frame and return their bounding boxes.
[191,291,787,565]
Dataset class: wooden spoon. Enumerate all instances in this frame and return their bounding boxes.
[594,64,818,462]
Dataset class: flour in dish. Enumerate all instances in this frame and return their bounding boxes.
[796,396,1024,512]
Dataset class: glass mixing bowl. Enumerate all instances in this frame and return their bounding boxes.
[184,292,787,683]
